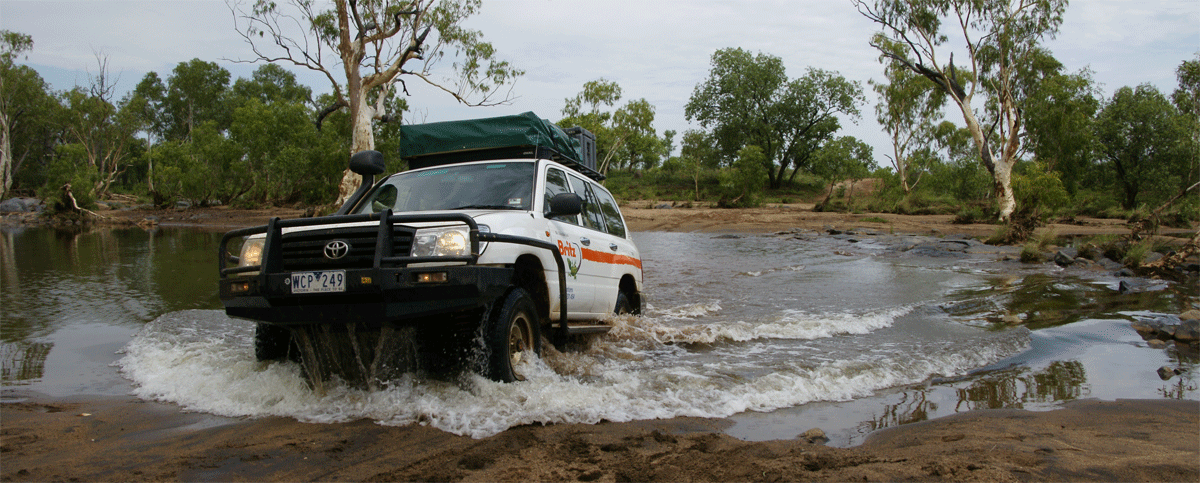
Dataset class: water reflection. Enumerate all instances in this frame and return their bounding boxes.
[0,341,51,384]
[942,273,1185,329]
[953,360,1088,411]
[859,360,1089,436]
[1,225,223,388]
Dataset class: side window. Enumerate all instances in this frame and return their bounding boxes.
[592,185,627,238]
[567,174,605,232]
[544,168,577,223]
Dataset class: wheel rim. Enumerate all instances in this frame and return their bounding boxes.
[507,312,533,380]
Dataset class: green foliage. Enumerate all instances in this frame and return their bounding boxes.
[2,45,62,195]
[1,30,33,63]
[870,39,946,192]
[1012,161,1069,216]
[685,47,864,189]
[158,59,232,141]
[37,151,99,211]
[1023,66,1101,194]
[559,80,665,174]
[951,206,988,225]
[717,145,767,207]
[1095,84,1190,209]
[1020,243,1045,263]
[811,136,873,210]
[1122,240,1150,266]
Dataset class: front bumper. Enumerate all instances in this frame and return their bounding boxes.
[220,265,513,327]
[218,212,568,332]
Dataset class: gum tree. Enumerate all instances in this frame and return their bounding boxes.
[686,48,863,190]
[228,0,521,206]
[854,0,1068,221]
[869,40,946,194]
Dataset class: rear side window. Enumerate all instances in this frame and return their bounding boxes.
[567,174,605,232]
[592,186,627,238]
[544,168,577,223]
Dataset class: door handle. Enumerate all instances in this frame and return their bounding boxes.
[609,243,619,251]
[580,237,591,246]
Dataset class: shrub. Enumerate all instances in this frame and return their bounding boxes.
[1123,240,1154,266]
[1020,242,1044,263]
[952,206,988,224]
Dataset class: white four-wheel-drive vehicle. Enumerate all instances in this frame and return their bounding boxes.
[218,112,643,382]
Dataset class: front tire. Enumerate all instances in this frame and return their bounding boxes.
[254,323,293,361]
[478,288,541,382]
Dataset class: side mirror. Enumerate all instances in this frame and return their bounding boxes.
[336,150,387,215]
[546,192,583,218]
[349,150,386,176]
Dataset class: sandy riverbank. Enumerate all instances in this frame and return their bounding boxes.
[1,392,1195,482]
[58,201,1153,238]
[2,203,1197,482]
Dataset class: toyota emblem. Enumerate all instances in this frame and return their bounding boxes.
[324,240,350,260]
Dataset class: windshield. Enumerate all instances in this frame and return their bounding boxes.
[356,161,536,214]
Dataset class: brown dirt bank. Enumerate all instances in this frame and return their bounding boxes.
[1,394,1196,482]
[68,201,1187,239]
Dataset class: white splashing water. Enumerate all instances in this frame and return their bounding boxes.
[117,306,1028,439]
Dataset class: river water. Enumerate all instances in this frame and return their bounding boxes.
[2,225,1196,446]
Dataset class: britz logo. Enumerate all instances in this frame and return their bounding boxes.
[556,239,582,278]
[556,239,577,258]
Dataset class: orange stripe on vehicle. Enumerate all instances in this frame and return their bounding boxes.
[582,247,643,270]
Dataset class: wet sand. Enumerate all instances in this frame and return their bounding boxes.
[3,204,1198,482]
[2,393,1196,482]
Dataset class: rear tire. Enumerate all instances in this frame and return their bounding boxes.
[614,291,634,315]
[478,288,541,382]
[254,323,293,361]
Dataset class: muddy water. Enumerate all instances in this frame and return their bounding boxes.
[2,226,1195,446]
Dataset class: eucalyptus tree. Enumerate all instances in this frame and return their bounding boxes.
[1095,84,1188,210]
[1,31,60,196]
[686,47,863,189]
[812,136,874,210]
[1021,65,1100,194]
[559,80,662,174]
[610,98,661,172]
[854,0,1069,221]
[59,54,143,199]
[228,0,522,206]
[869,40,946,194]
[1174,55,1199,181]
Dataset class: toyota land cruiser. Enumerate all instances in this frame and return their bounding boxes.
[218,112,643,383]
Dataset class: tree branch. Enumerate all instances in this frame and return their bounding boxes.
[315,98,349,131]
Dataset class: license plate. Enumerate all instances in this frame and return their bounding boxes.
[288,270,346,294]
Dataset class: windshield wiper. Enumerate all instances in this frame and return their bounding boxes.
[451,204,523,210]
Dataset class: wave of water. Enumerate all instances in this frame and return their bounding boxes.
[117,307,1029,439]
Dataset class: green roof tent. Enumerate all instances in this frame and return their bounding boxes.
[398,112,603,181]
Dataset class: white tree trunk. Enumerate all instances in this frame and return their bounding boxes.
[0,111,12,197]
[957,98,1017,222]
[332,90,377,209]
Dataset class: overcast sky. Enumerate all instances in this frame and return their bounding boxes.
[3,0,1198,162]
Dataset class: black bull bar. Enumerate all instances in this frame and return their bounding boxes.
[218,211,569,341]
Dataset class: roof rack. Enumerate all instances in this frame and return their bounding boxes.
[398,112,604,182]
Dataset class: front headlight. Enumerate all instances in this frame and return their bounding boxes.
[412,226,471,257]
[239,237,266,267]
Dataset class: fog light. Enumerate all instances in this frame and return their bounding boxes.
[415,272,448,283]
[229,281,252,293]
